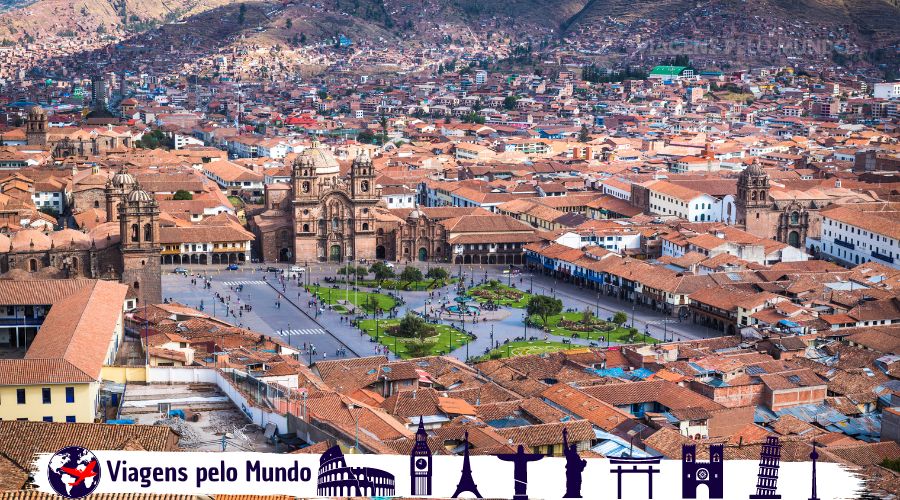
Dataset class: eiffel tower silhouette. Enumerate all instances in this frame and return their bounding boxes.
[452,431,483,499]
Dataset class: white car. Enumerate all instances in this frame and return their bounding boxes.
[290,266,305,273]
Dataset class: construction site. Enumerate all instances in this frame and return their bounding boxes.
[118,383,280,453]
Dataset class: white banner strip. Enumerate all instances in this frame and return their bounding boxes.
[32,450,864,499]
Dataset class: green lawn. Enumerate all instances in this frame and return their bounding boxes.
[305,285,396,313]
[357,319,474,359]
[476,340,582,360]
[529,312,658,344]
[467,282,532,308]
[333,278,457,291]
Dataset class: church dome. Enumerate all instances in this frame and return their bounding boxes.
[28,105,46,119]
[111,168,136,188]
[127,188,154,203]
[11,229,51,251]
[294,140,340,175]
[743,162,766,178]
[51,229,92,250]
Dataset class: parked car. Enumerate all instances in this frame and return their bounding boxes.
[266,266,278,272]
[290,266,305,273]
[226,264,239,271]
[173,267,188,275]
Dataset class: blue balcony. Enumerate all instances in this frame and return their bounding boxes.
[834,238,855,250]
[872,251,894,264]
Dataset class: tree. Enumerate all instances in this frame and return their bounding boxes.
[425,267,449,286]
[581,308,594,324]
[400,266,423,287]
[578,124,591,143]
[612,311,628,326]
[397,312,433,341]
[173,190,193,200]
[285,18,292,29]
[369,262,395,284]
[355,265,369,279]
[357,129,375,144]
[503,95,518,110]
[238,4,247,24]
[299,32,307,44]
[526,295,563,330]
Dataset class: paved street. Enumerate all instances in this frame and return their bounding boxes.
[162,262,715,365]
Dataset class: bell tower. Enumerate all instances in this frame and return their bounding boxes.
[350,150,375,199]
[736,162,770,236]
[118,185,161,306]
[25,106,48,146]
[410,416,432,496]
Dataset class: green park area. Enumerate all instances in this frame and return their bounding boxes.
[358,316,473,359]
[333,263,455,291]
[476,340,581,360]
[305,284,396,314]
[467,281,532,308]
[529,310,659,344]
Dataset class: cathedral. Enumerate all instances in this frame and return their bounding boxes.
[252,142,537,265]
[736,163,879,248]
[0,168,162,308]
[24,105,132,158]
[253,142,382,263]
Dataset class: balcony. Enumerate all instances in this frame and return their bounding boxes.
[872,251,894,264]
[834,238,855,250]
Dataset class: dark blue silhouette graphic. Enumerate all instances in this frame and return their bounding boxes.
[749,436,782,499]
[609,456,662,499]
[808,441,820,500]
[562,428,587,498]
[451,431,483,499]
[497,444,545,500]
[410,416,433,496]
[682,444,724,499]
[317,445,395,497]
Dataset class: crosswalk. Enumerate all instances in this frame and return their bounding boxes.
[222,280,267,286]
[273,328,326,337]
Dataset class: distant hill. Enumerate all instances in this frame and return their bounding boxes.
[0,0,243,39]
[562,0,900,36]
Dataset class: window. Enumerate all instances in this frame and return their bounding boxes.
[131,224,139,242]
[43,387,51,404]
[65,387,74,403]
[43,416,53,422]
[66,416,76,423]
[144,223,152,241]
[16,389,25,404]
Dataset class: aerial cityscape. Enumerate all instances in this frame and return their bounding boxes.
[0,0,898,497]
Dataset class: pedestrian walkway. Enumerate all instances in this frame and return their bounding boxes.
[222,280,267,286]
[274,328,326,337]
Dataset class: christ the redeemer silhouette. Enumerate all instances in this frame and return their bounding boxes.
[497,445,545,500]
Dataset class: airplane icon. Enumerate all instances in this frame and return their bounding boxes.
[60,460,97,487]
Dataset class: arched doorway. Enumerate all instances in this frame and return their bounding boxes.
[199,254,207,265]
[788,231,800,248]
[212,254,220,265]
[463,255,472,264]
[376,246,386,260]
[418,248,428,262]
[190,254,199,265]
[279,248,291,262]
[330,245,342,262]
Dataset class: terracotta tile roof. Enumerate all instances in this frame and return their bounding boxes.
[0,279,94,305]
[25,280,129,380]
[495,419,595,448]
[824,441,900,467]
[0,358,94,385]
[582,380,722,411]
[0,421,177,472]
[541,383,633,431]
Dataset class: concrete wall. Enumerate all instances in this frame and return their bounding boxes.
[100,365,148,383]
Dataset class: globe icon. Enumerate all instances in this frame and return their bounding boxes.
[47,446,101,499]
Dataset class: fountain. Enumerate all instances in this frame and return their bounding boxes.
[446,295,479,315]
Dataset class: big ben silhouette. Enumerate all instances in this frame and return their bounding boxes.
[411,416,432,496]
